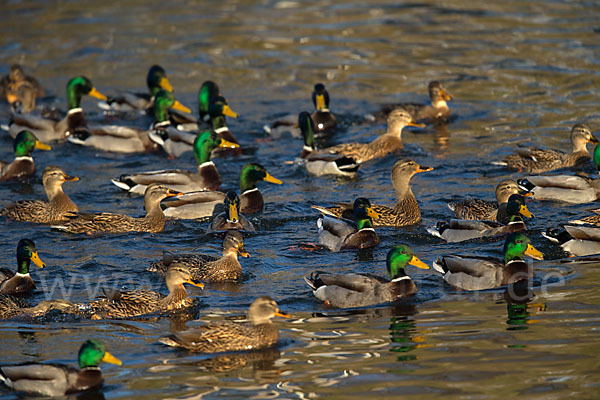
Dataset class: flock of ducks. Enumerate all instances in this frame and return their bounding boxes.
[0,63,598,396]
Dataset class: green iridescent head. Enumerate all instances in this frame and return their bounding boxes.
[503,233,544,264]
[78,339,122,369]
[386,245,429,280]
[146,65,172,96]
[198,81,220,118]
[16,238,46,275]
[13,130,51,157]
[192,130,239,164]
[352,198,380,230]
[505,194,534,223]
[66,76,107,109]
[153,89,191,122]
[239,163,283,193]
[298,111,315,149]
[594,143,600,171]
[208,95,237,130]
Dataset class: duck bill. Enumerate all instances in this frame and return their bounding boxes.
[519,204,534,218]
[441,89,453,101]
[30,251,46,268]
[519,190,533,197]
[228,203,239,223]
[525,244,544,260]
[315,94,326,111]
[367,206,380,219]
[416,166,434,173]
[275,310,291,318]
[88,87,108,101]
[589,135,599,144]
[409,254,429,270]
[219,138,239,149]
[407,120,426,128]
[185,278,205,289]
[172,100,191,114]
[34,141,52,151]
[166,189,184,197]
[6,93,18,104]
[264,172,283,184]
[101,351,123,366]
[237,244,250,258]
[63,174,80,182]
[159,76,173,92]
[222,104,238,118]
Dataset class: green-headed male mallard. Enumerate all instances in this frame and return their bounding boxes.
[316,197,381,252]
[542,225,600,256]
[298,111,359,178]
[0,339,121,397]
[159,296,289,352]
[207,191,255,233]
[172,81,236,132]
[89,264,203,319]
[428,194,534,243]
[432,232,544,290]
[148,230,250,282]
[0,64,45,105]
[1,166,78,223]
[68,89,191,153]
[51,184,182,234]
[448,179,530,220]
[8,76,107,143]
[320,108,424,164]
[162,162,283,219]
[99,64,175,112]
[313,159,432,227]
[495,124,598,173]
[0,239,46,295]
[111,130,238,195]
[516,142,600,204]
[304,244,430,308]
[0,130,51,182]
[376,81,453,124]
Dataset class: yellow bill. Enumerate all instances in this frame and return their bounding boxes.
[228,202,239,223]
[171,99,191,114]
[367,206,380,219]
[101,351,123,366]
[222,104,238,118]
[315,94,326,111]
[264,172,283,184]
[519,204,534,218]
[159,76,173,92]
[525,243,544,260]
[88,87,107,101]
[219,138,239,149]
[34,141,52,151]
[30,251,46,268]
[409,254,430,270]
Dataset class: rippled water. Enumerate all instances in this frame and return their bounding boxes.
[1,0,600,398]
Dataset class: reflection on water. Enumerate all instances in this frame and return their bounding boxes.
[1,0,600,399]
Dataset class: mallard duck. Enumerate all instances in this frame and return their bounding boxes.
[171,81,234,132]
[298,111,359,177]
[150,94,238,158]
[376,81,453,124]
[111,130,237,195]
[68,89,191,153]
[99,65,175,112]
[311,83,337,133]
[0,239,46,295]
[51,184,182,234]
[542,225,600,256]
[1,166,78,223]
[495,124,598,173]
[0,130,51,182]
[0,64,45,104]
[432,232,544,290]
[207,191,255,233]
[162,162,283,219]
[515,142,600,204]
[428,194,533,243]
[158,296,289,352]
[8,76,107,143]
[448,179,530,220]
[5,79,37,114]
[0,339,121,397]
[567,208,600,226]
[312,159,432,227]
[320,108,424,164]
[304,244,430,308]
[148,230,250,282]
[316,198,381,252]
[89,264,203,319]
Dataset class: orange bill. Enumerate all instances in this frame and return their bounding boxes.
[264,172,283,184]
[409,254,429,270]
[88,87,108,101]
[525,243,543,260]
[30,251,46,268]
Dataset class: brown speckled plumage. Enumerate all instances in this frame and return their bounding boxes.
[448,179,523,221]
[375,81,452,124]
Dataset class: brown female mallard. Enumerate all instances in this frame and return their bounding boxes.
[0,130,51,182]
[0,239,46,295]
[448,179,530,221]
[1,166,78,224]
[320,108,424,164]
[0,339,121,397]
[51,184,181,234]
[376,81,453,124]
[313,159,432,227]
[148,231,250,282]
[496,124,598,173]
[0,64,45,104]
[88,265,203,319]
[158,296,289,352]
